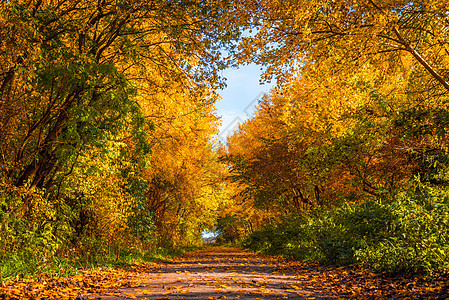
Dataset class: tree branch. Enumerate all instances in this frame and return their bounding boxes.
[392,26,449,92]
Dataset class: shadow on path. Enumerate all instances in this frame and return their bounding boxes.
[98,246,334,300]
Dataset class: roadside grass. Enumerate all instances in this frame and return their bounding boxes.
[0,244,208,283]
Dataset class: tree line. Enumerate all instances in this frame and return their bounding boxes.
[1,0,449,277]
[219,0,449,273]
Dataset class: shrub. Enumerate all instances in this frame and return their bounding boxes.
[242,183,449,274]
[356,184,449,273]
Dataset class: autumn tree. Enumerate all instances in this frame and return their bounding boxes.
[0,0,241,264]
[235,0,448,88]
[222,0,449,207]
[137,80,225,246]
[222,54,441,222]
[0,0,237,190]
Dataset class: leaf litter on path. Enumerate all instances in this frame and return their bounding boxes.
[1,246,448,299]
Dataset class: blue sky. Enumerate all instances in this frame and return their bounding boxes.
[215,64,275,142]
[204,64,275,238]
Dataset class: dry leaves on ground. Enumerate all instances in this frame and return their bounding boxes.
[1,247,448,299]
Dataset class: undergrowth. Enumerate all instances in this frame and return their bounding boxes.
[0,245,205,282]
[241,182,449,274]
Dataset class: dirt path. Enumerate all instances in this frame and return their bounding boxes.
[2,246,447,299]
[99,246,334,299]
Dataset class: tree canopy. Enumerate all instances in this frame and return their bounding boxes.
[1,0,449,279]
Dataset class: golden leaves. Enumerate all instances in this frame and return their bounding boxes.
[0,268,140,299]
[235,0,449,100]
[5,246,434,299]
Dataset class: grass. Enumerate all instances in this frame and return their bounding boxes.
[0,244,208,282]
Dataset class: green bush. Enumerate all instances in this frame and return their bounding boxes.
[356,184,449,273]
[0,183,69,278]
[242,183,449,274]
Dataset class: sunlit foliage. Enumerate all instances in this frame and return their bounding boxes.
[222,0,449,273]
[0,0,238,277]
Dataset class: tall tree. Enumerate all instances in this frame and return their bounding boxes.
[235,0,449,96]
[0,0,238,190]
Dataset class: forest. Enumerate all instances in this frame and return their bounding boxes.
[1,0,449,282]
